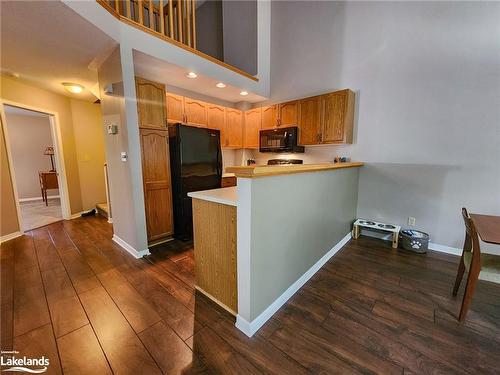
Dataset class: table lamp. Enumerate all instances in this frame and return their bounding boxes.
[44,146,55,171]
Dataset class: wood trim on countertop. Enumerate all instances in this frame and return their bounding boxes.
[226,162,364,178]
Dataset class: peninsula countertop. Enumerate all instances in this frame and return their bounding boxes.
[188,186,237,206]
[226,162,364,178]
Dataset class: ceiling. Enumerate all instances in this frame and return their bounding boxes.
[0,1,117,102]
[133,51,266,104]
[4,105,50,118]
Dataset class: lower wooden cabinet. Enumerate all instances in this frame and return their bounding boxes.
[221,176,237,188]
[139,129,174,242]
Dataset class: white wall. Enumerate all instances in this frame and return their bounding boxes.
[268,1,500,252]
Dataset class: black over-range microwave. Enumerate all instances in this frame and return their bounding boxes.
[259,127,305,153]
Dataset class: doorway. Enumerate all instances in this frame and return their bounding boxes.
[1,103,70,231]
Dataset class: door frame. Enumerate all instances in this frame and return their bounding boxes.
[0,100,72,232]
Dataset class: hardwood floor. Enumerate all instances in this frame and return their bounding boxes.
[1,215,500,374]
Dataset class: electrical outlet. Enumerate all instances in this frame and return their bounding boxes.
[408,217,416,226]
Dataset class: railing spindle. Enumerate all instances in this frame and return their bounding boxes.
[186,0,191,47]
[114,0,119,13]
[148,0,154,29]
[191,0,196,49]
[126,0,131,18]
[168,0,174,38]
[159,0,165,35]
[177,0,183,43]
[138,0,144,25]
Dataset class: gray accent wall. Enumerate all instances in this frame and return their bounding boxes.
[268,1,500,253]
[248,167,360,319]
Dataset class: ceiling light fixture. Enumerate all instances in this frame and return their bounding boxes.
[240,91,249,96]
[186,72,198,78]
[62,82,84,94]
[216,82,226,88]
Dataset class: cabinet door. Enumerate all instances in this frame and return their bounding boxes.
[136,78,166,129]
[207,104,227,146]
[278,101,298,127]
[184,98,207,127]
[261,105,278,129]
[321,92,347,143]
[298,96,321,145]
[225,109,243,148]
[244,108,262,149]
[166,93,184,123]
[139,129,174,241]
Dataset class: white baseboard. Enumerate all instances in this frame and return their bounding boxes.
[19,195,60,202]
[235,232,352,338]
[107,218,113,224]
[112,234,150,259]
[70,212,83,219]
[428,242,461,256]
[0,231,23,243]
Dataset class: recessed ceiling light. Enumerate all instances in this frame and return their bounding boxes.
[216,82,226,88]
[186,72,198,78]
[240,91,249,96]
[62,82,84,94]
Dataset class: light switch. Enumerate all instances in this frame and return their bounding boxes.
[107,123,118,134]
[121,152,127,162]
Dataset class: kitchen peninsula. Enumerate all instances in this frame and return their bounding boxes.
[189,162,363,337]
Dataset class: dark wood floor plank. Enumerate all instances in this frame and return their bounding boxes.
[0,239,15,349]
[13,323,62,375]
[57,324,112,375]
[79,286,162,375]
[139,321,197,374]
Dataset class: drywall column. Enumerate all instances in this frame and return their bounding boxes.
[236,167,360,336]
[98,46,149,257]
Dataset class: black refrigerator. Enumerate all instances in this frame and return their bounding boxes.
[169,124,222,240]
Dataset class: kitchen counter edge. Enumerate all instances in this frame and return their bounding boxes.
[226,162,364,178]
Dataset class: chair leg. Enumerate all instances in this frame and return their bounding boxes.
[452,257,465,296]
[459,270,479,322]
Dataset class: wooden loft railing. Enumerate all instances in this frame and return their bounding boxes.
[97,0,258,81]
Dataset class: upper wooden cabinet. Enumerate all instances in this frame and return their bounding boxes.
[166,93,184,123]
[136,78,166,129]
[244,108,262,149]
[278,100,299,127]
[184,98,207,127]
[297,89,355,145]
[207,104,226,146]
[320,89,355,144]
[166,93,208,127]
[298,96,322,145]
[261,105,278,129]
[225,108,243,148]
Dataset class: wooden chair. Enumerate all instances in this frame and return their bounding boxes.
[453,207,500,321]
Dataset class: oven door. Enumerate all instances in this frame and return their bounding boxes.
[259,129,291,152]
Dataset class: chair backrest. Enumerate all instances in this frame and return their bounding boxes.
[462,207,481,267]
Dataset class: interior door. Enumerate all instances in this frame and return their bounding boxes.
[140,129,173,241]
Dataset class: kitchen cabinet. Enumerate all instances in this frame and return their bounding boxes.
[244,108,262,149]
[261,105,278,129]
[320,89,354,144]
[298,96,321,145]
[139,129,174,242]
[221,176,237,188]
[184,98,207,127]
[225,108,243,148]
[165,92,184,123]
[136,77,166,129]
[136,78,173,242]
[278,100,299,127]
[207,104,226,145]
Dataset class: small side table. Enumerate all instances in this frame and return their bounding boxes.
[39,171,59,206]
[352,219,401,249]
